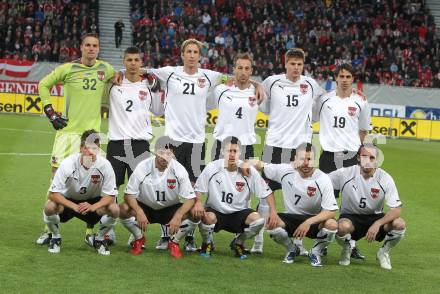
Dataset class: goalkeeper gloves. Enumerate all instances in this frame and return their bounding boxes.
[44,104,68,130]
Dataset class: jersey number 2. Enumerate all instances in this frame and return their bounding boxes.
[126,100,133,112]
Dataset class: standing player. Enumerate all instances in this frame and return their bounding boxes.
[146,39,264,251]
[106,46,163,190]
[330,144,406,270]
[42,130,119,255]
[37,33,117,245]
[193,137,279,259]
[252,48,325,254]
[247,143,338,266]
[211,53,258,160]
[118,137,198,259]
[313,63,371,259]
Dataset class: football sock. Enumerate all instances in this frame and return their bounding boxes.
[236,218,265,245]
[199,223,215,243]
[382,229,406,253]
[43,212,60,238]
[254,200,269,244]
[336,233,352,247]
[267,227,296,252]
[160,224,169,239]
[171,219,198,243]
[120,216,143,240]
[96,215,116,241]
[311,228,337,255]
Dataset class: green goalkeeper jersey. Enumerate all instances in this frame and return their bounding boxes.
[39,59,115,134]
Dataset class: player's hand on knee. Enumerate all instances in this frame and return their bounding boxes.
[136,210,149,231]
[192,202,205,219]
[293,221,311,238]
[366,222,381,242]
[267,212,280,230]
[44,104,68,130]
[167,217,182,234]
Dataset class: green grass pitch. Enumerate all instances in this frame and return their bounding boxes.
[0,114,439,293]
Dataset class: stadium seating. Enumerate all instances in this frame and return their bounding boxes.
[129,0,440,88]
[0,0,99,63]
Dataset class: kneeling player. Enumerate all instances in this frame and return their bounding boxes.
[329,144,406,270]
[248,143,338,266]
[119,137,198,259]
[193,137,279,259]
[42,130,119,255]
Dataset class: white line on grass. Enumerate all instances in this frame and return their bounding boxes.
[0,128,53,134]
[0,153,50,156]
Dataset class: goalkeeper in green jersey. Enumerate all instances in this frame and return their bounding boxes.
[36,33,117,246]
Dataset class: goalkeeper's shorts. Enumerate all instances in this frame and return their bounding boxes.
[50,132,81,168]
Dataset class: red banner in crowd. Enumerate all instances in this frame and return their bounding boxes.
[0,59,35,78]
[0,80,63,96]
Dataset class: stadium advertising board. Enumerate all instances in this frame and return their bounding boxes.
[370,103,406,118]
[405,106,440,120]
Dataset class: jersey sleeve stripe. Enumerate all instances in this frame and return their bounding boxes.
[269,79,281,99]
[140,172,152,184]
[340,177,355,194]
[280,172,294,183]
[377,180,386,194]
[319,97,331,117]
[217,88,230,105]
[355,101,362,112]
[203,73,212,88]
[305,80,314,98]
[208,170,221,184]
[315,181,322,198]
[165,72,174,99]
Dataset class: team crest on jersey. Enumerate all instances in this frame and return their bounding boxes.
[139,90,147,100]
[167,179,176,189]
[91,175,101,184]
[300,83,308,94]
[197,77,206,88]
[348,106,357,116]
[370,188,380,199]
[248,96,257,106]
[97,70,105,81]
[307,186,316,197]
[236,181,245,192]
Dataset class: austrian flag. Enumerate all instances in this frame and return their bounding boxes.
[0,59,35,78]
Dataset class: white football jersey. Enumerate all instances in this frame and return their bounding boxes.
[212,84,258,145]
[50,153,117,201]
[329,165,402,214]
[125,156,195,210]
[260,74,325,148]
[314,91,371,152]
[149,66,222,143]
[264,163,338,215]
[108,77,163,141]
[195,159,272,214]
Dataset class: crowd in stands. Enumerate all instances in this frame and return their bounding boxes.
[130,0,440,88]
[0,0,99,63]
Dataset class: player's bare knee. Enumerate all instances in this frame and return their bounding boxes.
[107,203,120,218]
[203,212,217,225]
[245,212,262,224]
[43,201,58,215]
[325,219,338,231]
[118,203,130,218]
[393,218,406,230]
[338,219,353,235]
